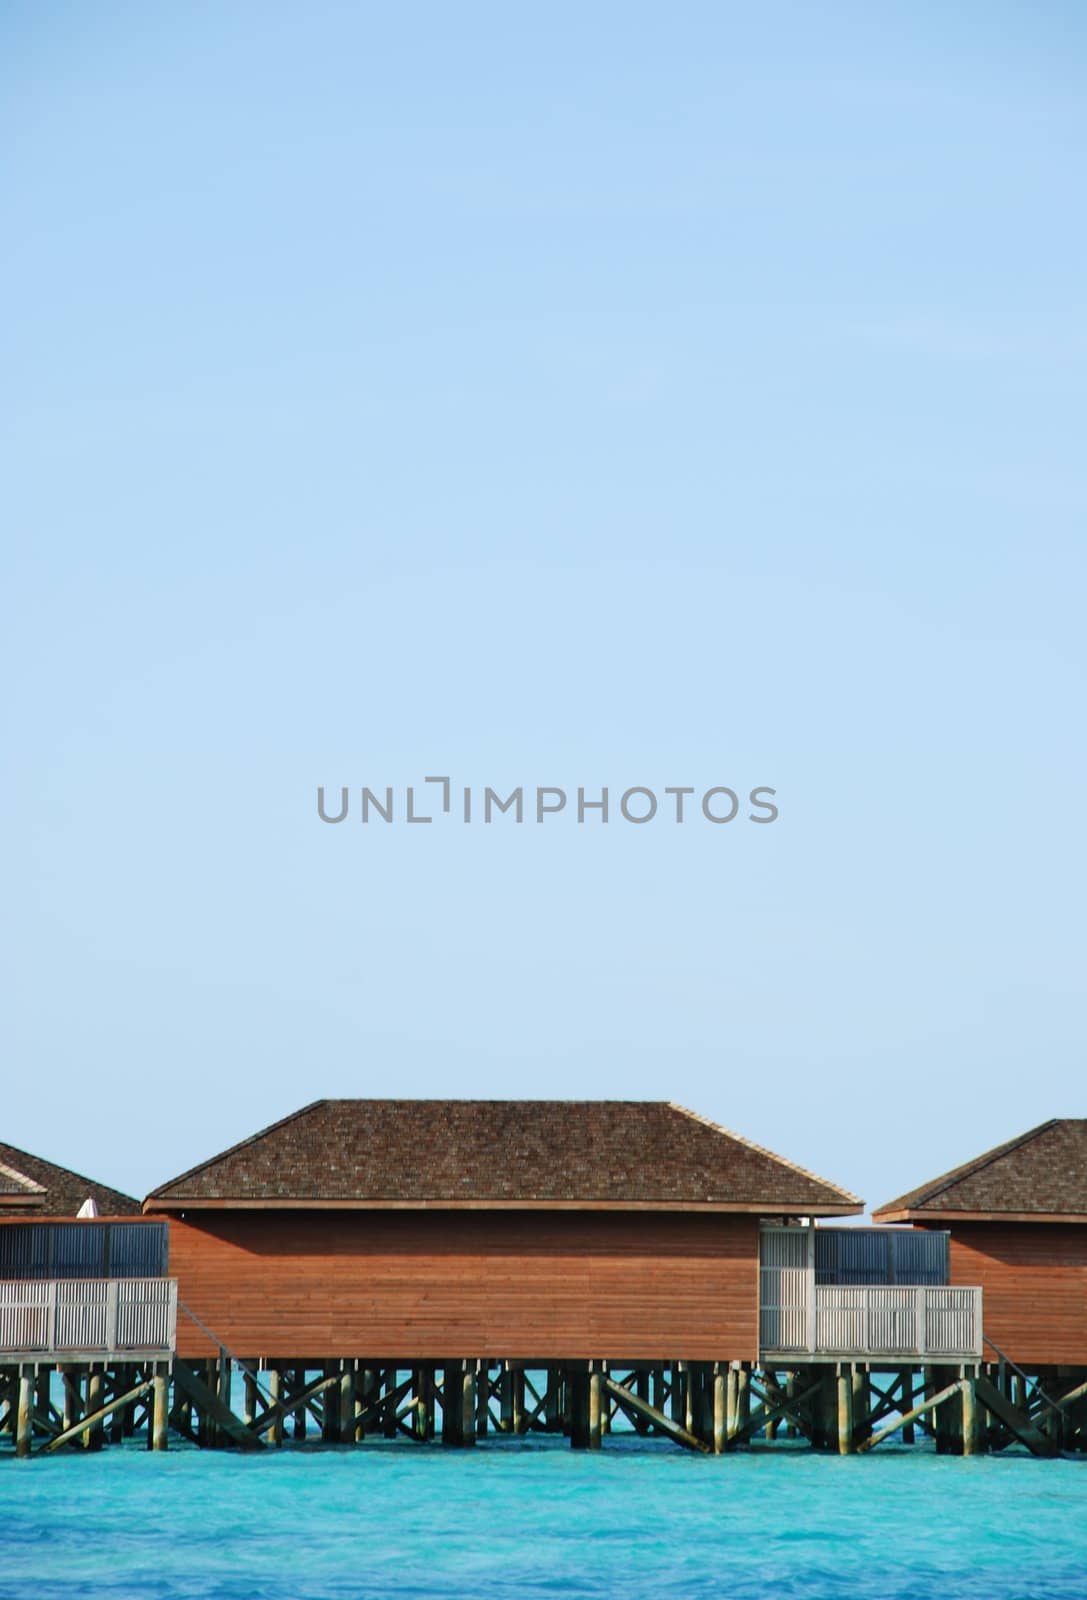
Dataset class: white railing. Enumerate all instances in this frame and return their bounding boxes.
[761,1284,982,1360]
[0,1278,177,1358]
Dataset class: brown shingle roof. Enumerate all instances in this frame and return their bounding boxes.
[873,1119,1087,1221]
[0,1141,139,1217]
[146,1099,861,1213]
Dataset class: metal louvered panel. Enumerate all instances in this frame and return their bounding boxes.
[0,1222,168,1279]
[814,1227,949,1286]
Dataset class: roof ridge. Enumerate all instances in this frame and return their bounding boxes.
[667,1103,862,1206]
[145,1099,328,1201]
[877,1119,1061,1214]
[0,1158,46,1195]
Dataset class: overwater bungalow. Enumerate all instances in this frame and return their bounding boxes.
[873,1119,1087,1372]
[0,1139,140,1218]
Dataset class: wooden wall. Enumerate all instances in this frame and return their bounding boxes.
[159,1209,759,1362]
[942,1222,1087,1366]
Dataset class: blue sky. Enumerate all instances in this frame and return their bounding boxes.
[3,2,1084,1211]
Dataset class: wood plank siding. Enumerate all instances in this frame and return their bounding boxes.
[938,1222,1087,1367]
[162,1209,760,1362]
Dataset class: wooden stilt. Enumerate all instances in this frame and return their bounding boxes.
[152,1366,169,1452]
[737,1364,751,1435]
[851,1363,868,1448]
[109,1368,126,1445]
[16,1367,33,1459]
[499,1364,514,1433]
[461,1363,477,1447]
[837,1363,854,1455]
[785,1372,798,1439]
[901,1369,915,1444]
[713,1364,726,1454]
[323,1361,341,1443]
[413,1366,433,1441]
[340,1362,357,1442]
[243,1370,258,1428]
[588,1366,604,1450]
[476,1364,490,1436]
[64,1370,80,1436]
[962,1365,978,1456]
[726,1363,739,1441]
[268,1368,284,1447]
[35,1368,52,1440]
[86,1370,104,1451]
[382,1368,398,1439]
[359,1368,378,1437]
[293,1367,307,1441]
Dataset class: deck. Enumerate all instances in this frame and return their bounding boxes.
[761,1284,983,1361]
[0,1277,177,1361]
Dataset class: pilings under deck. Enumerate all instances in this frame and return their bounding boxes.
[3,1357,1085,1457]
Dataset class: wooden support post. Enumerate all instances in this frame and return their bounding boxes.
[568,1368,590,1449]
[962,1366,978,1456]
[651,1367,666,1421]
[1013,1372,1028,1413]
[764,1367,777,1441]
[323,1361,341,1443]
[359,1368,378,1437]
[670,1363,686,1429]
[461,1363,477,1447]
[588,1366,604,1450]
[852,1363,868,1448]
[243,1370,258,1428]
[476,1364,490,1436]
[713,1364,726,1454]
[726,1364,739,1441]
[268,1369,284,1447]
[152,1366,169,1452]
[382,1368,398,1439]
[340,1362,357,1442]
[901,1369,915,1444]
[293,1367,307,1441]
[16,1368,33,1459]
[110,1367,127,1446]
[61,1367,78,1435]
[737,1364,751,1434]
[837,1363,854,1455]
[441,1364,461,1446]
[86,1370,104,1451]
[499,1364,514,1433]
[35,1368,52,1438]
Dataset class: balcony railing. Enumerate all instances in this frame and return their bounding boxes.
[761,1284,982,1361]
[0,1278,177,1360]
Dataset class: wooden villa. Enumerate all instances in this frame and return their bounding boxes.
[874,1119,1087,1381]
[0,1141,176,1457]
[0,1139,141,1218]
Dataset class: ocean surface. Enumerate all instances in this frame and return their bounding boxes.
[2,1438,1085,1600]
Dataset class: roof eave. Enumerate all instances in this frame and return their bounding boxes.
[872,1206,1087,1225]
[145,1196,865,1216]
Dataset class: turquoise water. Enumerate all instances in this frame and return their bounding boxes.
[2,1439,1085,1599]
